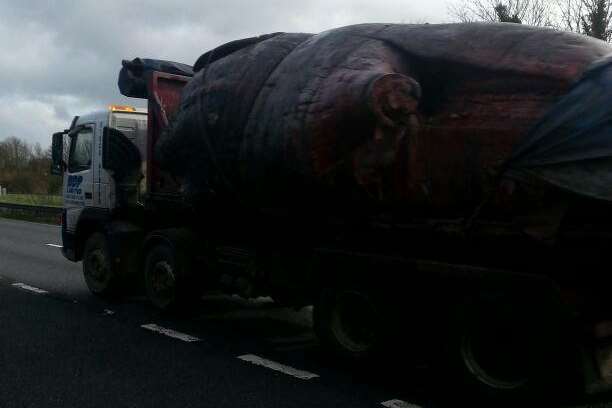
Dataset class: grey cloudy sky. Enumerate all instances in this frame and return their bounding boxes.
[0,0,451,147]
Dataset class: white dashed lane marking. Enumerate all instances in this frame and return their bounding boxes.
[237,354,319,380]
[45,244,63,248]
[381,400,423,408]
[141,324,201,342]
[11,283,49,294]
[7,278,420,408]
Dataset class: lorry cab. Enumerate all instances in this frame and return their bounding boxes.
[52,105,147,261]
[50,57,192,268]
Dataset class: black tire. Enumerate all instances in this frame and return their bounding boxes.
[314,287,383,362]
[144,242,201,311]
[82,232,121,297]
[445,297,574,403]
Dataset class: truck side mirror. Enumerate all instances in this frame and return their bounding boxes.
[51,132,65,175]
[102,126,141,181]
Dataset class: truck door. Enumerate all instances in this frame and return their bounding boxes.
[63,125,95,232]
[93,121,110,209]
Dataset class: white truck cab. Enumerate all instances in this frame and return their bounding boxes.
[52,105,147,261]
[50,59,192,301]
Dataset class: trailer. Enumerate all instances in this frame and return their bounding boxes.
[51,23,612,401]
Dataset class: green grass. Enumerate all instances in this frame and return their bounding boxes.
[0,194,62,207]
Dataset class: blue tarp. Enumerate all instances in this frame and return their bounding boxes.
[507,55,612,201]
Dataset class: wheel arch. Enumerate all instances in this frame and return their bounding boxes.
[142,228,197,257]
[74,208,111,261]
[74,208,144,262]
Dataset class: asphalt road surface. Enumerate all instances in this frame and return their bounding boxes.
[0,217,610,408]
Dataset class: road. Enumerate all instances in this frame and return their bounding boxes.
[0,217,609,408]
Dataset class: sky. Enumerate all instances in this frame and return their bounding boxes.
[0,0,452,148]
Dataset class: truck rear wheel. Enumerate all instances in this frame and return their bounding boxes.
[82,232,121,297]
[314,288,382,362]
[144,242,200,311]
[447,297,573,402]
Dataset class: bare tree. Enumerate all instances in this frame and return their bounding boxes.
[494,4,523,22]
[448,0,555,26]
[0,136,60,194]
[557,0,586,33]
[0,136,32,170]
[556,0,612,41]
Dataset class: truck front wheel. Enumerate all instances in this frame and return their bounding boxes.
[144,242,200,311]
[82,232,121,297]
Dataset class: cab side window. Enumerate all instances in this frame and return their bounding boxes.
[68,127,93,173]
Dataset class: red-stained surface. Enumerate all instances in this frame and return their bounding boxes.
[395,75,567,215]
[146,72,189,194]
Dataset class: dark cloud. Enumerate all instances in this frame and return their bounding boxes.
[0,0,448,146]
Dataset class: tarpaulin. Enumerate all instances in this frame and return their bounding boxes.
[507,55,612,201]
[118,58,194,99]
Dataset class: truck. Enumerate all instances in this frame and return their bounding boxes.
[51,23,612,401]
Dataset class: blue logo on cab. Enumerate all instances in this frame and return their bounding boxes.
[67,175,83,195]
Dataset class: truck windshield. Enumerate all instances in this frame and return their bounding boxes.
[68,127,93,173]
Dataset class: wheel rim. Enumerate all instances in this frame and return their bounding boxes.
[460,316,536,390]
[330,291,377,354]
[85,248,109,289]
[149,261,176,307]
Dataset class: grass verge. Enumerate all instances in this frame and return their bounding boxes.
[0,212,60,225]
[0,194,62,207]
